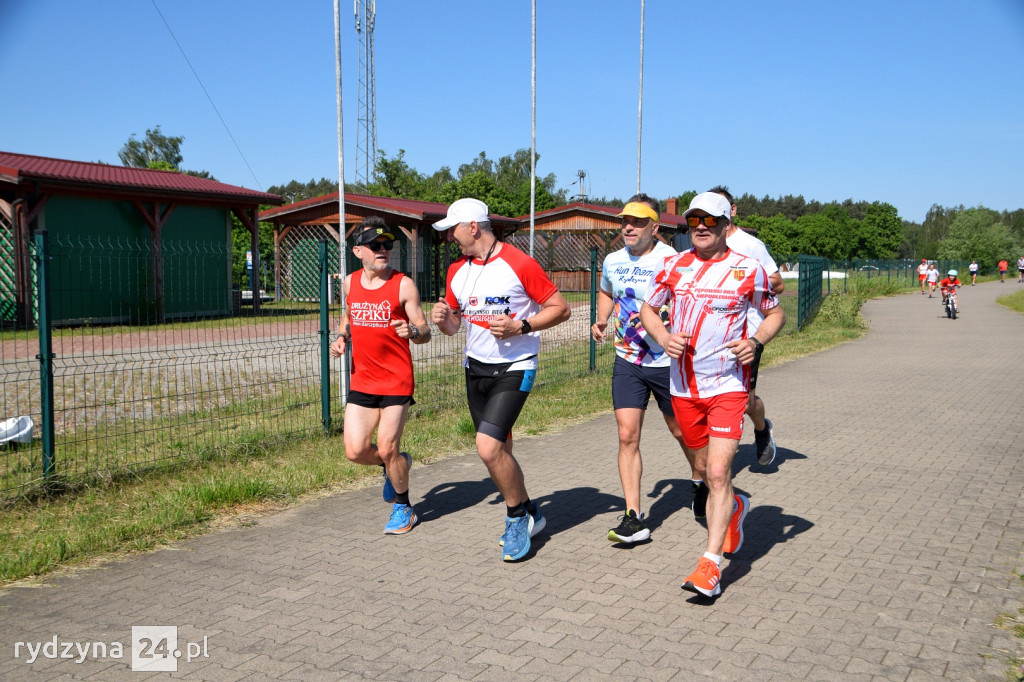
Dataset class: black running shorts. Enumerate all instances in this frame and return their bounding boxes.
[464,357,536,441]
[347,390,414,409]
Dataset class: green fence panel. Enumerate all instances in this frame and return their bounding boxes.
[797,255,827,330]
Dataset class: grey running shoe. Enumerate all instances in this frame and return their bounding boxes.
[755,419,776,466]
[608,509,650,544]
[692,481,708,519]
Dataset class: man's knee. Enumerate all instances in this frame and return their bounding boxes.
[344,440,374,463]
[476,431,508,466]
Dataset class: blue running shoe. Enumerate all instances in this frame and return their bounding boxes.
[382,451,412,503]
[499,504,546,546]
[383,503,417,535]
[501,514,534,561]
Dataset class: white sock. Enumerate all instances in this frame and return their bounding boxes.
[703,551,722,566]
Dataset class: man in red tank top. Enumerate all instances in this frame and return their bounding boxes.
[330,217,432,535]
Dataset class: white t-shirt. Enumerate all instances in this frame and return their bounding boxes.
[727,227,778,275]
[600,241,676,367]
[969,262,979,273]
[443,243,558,371]
[927,268,940,284]
[727,226,777,334]
[646,249,778,399]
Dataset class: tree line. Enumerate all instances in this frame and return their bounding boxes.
[118,127,1023,275]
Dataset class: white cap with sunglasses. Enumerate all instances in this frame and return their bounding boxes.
[682,192,732,225]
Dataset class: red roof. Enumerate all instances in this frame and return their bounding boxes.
[259,192,516,225]
[0,150,282,204]
[522,201,689,229]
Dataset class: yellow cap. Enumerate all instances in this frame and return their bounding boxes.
[616,202,659,223]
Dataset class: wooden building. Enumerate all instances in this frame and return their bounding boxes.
[0,151,282,325]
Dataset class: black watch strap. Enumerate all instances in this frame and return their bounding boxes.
[520,319,532,335]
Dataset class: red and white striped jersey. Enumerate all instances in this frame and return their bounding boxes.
[645,249,778,398]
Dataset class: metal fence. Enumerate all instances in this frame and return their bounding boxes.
[1,233,602,502]
[796,256,828,330]
[3,227,916,502]
[773,255,973,329]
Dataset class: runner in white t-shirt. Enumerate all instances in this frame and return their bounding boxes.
[431,198,571,564]
[712,186,781,468]
[640,191,785,598]
[926,263,940,298]
[591,193,695,545]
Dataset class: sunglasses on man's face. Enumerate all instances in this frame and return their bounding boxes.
[686,215,724,228]
[364,240,394,252]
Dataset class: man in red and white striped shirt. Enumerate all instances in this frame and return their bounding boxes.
[640,191,785,597]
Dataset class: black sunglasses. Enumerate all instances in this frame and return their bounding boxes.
[686,215,724,228]
[364,240,394,252]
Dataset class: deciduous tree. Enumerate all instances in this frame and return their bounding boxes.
[119,125,184,169]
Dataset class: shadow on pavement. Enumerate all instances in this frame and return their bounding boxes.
[415,477,502,523]
[735,445,808,474]
[720,504,814,585]
[645,478,692,532]
[529,487,623,540]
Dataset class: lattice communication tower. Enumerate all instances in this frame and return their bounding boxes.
[355,0,377,187]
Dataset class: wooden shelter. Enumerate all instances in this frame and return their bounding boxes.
[0,151,282,325]
[507,199,690,292]
[257,193,519,302]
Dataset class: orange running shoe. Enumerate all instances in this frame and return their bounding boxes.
[681,557,721,597]
[722,494,749,555]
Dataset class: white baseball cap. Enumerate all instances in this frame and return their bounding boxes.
[682,192,732,222]
[433,198,490,230]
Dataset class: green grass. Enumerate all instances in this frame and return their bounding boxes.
[997,289,1024,315]
[0,280,956,587]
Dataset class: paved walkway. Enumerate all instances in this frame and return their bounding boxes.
[2,282,1023,681]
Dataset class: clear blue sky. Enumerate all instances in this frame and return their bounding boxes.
[2,0,1022,223]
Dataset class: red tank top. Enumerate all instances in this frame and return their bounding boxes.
[348,269,414,396]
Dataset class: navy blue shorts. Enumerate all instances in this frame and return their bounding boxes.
[611,355,673,416]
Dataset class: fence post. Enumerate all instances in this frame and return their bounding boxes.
[33,230,55,482]
[319,240,331,434]
[589,247,597,371]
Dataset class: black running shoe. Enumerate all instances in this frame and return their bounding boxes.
[692,481,708,519]
[607,509,650,544]
[755,419,776,466]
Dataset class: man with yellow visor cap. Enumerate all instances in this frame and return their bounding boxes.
[592,193,700,545]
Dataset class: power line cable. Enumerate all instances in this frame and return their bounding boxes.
[150,0,263,190]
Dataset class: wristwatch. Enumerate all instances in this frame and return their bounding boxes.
[410,325,420,340]
[749,337,764,355]
[520,319,532,335]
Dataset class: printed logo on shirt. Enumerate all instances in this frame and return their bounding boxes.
[485,296,511,305]
[467,296,479,307]
[350,301,392,328]
[731,268,747,281]
[702,301,741,316]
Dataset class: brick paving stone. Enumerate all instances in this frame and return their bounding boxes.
[1,283,1022,680]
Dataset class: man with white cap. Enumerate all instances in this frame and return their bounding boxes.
[430,197,571,562]
[711,185,782,467]
[591,193,698,545]
[640,191,785,597]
